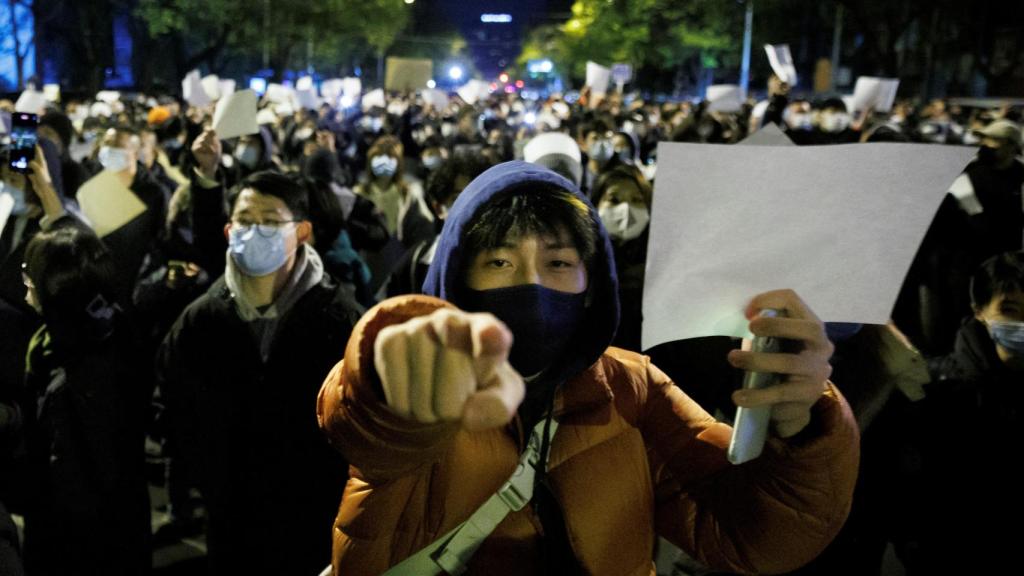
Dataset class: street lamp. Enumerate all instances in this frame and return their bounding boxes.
[449,66,464,81]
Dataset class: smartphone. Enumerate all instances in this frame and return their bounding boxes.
[727,309,785,465]
[9,112,38,173]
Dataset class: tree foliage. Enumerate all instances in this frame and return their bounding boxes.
[135,0,410,79]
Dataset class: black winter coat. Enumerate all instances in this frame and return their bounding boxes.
[157,274,362,575]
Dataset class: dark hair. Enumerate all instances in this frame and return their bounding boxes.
[970,251,1024,309]
[425,152,494,207]
[591,164,653,209]
[461,183,599,274]
[582,117,614,138]
[23,223,122,349]
[229,171,309,221]
[301,177,346,254]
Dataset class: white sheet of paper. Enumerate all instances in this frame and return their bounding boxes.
[264,83,292,104]
[95,90,121,103]
[212,89,259,140]
[764,44,798,86]
[738,122,794,146]
[201,74,222,100]
[851,77,900,113]
[182,70,210,108]
[586,61,611,96]
[77,170,148,238]
[218,79,236,99]
[362,88,386,109]
[296,76,314,91]
[642,142,976,348]
[422,88,449,111]
[295,88,320,110]
[43,84,61,103]
[456,81,489,105]
[321,79,344,106]
[0,192,14,237]
[706,85,743,112]
[342,78,362,98]
[15,90,47,114]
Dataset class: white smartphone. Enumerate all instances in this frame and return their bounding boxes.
[727,309,784,465]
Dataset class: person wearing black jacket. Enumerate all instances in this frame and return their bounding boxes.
[157,172,363,575]
[919,251,1024,572]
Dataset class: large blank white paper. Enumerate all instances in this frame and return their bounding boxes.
[182,70,210,108]
[851,77,900,113]
[586,61,611,96]
[642,142,976,348]
[218,79,236,99]
[264,83,292,104]
[77,170,148,238]
[706,85,743,112]
[739,123,794,146]
[201,74,222,100]
[764,44,798,86]
[362,88,386,109]
[295,88,320,110]
[422,88,449,111]
[15,90,47,114]
[95,90,121,103]
[321,79,345,107]
[456,81,489,105]
[212,89,259,140]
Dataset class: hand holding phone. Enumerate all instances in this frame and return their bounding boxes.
[728,309,785,464]
[9,113,38,173]
[725,290,835,465]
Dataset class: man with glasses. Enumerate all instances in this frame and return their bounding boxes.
[157,171,364,575]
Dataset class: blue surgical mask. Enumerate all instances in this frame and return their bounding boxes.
[422,155,443,171]
[228,224,293,276]
[99,146,131,172]
[235,144,260,169]
[461,284,586,377]
[989,320,1024,355]
[371,155,398,178]
[1,181,28,215]
[588,139,614,164]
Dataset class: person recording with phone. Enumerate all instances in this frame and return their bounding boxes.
[317,161,859,575]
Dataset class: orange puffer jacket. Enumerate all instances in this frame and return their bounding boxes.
[317,296,860,576]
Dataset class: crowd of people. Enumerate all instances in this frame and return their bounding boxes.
[0,73,1021,575]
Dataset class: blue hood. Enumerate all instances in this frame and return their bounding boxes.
[423,160,621,384]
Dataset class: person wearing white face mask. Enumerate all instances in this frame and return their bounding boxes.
[88,127,170,294]
[593,164,652,351]
[156,170,363,576]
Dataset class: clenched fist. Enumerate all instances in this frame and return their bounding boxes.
[374,308,525,431]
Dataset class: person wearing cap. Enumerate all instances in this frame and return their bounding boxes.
[961,119,1024,255]
[523,131,583,188]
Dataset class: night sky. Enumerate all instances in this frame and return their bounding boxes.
[408,0,575,78]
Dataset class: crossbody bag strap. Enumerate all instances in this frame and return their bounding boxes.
[383,417,560,576]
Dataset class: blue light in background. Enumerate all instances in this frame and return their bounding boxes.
[0,0,36,91]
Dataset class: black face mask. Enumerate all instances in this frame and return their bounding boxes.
[977,145,1000,165]
[461,284,586,377]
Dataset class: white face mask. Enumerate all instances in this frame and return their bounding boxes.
[599,202,650,241]
[294,127,315,141]
[819,113,851,133]
[99,146,132,172]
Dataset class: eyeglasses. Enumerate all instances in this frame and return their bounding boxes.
[230,220,297,238]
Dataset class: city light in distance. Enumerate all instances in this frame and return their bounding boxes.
[427,79,436,89]
[448,66,463,81]
[499,73,510,83]
[481,14,512,23]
